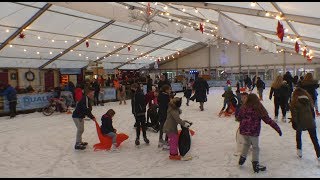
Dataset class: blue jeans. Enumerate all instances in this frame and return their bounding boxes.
[106,132,117,144]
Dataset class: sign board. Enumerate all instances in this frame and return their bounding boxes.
[1,92,55,112]
[101,88,117,100]
[60,68,81,75]
[171,83,183,92]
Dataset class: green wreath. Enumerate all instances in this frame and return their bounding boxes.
[25,70,35,81]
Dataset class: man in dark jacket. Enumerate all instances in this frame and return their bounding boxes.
[131,83,149,146]
[146,75,153,93]
[191,74,209,111]
[0,84,17,118]
[256,77,265,101]
[92,79,101,106]
[283,71,294,102]
[244,75,252,90]
[72,88,96,150]
[158,75,171,91]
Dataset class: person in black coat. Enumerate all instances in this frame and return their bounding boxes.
[244,75,252,90]
[131,83,149,146]
[269,75,290,122]
[293,75,299,87]
[157,84,171,148]
[92,79,101,106]
[191,75,209,111]
[146,75,153,93]
[72,88,96,150]
[158,75,171,91]
[283,71,294,102]
[256,77,265,100]
[100,109,118,150]
[251,75,257,91]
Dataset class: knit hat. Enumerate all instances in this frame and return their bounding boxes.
[226,80,231,85]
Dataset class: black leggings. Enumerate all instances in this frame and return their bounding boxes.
[9,101,17,118]
[94,91,99,105]
[135,115,147,139]
[296,128,320,158]
[274,98,287,117]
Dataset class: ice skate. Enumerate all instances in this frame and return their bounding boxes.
[135,138,140,146]
[281,116,286,123]
[297,149,302,158]
[252,161,266,173]
[143,137,150,144]
[158,139,165,148]
[181,155,192,161]
[80,142,88,146]
[110,143,120,152]
[169,154,181,160]
[238,156,246,165]
[74,143,86,150]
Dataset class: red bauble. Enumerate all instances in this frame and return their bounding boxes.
[295,41,299,53]
[199,23,204,34]
[18,33,25,39]
[86,41,89,48]
[277,21,284,42]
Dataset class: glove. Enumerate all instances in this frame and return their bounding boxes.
[183,121,192,128]
[277,129,282,136]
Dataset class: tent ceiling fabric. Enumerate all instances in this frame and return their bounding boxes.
[0,2,319,69]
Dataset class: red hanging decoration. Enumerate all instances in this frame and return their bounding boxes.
[128,45,131,52]
[276,21,284,42]
[295,41,299,53]
[86,41,89,48]
[303,48,307,58]
[18,33,25,39]
[307,55,312,62]
[199,23,204,34]
[147,2,152,16]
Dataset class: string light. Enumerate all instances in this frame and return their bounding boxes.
[284,28,288,33]
[49,52,52,54]
[182,8,185,12]
[265,12,270,17]
[251,2,256,7]
[23,49,27,52]
[96,42,99,45]
[155,2,157,5]
[206,19,210,23]
[37,52,40,54]
[70,49,73,52]
[77,39,80,42]
[164,6,168,10]
[195,9,198,13]
[64,40,68,43]
[37,36,41,39]
[51,39,55,42]
[79,53,81,56]
[6,29,9,33]
[9,45,13,48]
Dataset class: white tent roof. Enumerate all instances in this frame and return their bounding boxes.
[0,2,319,69]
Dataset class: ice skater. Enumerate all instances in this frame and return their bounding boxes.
[236,93,282,173]
[158,84,171,149]
[163,97,192,160]
[101,109,119,152]
[290,87,320,165]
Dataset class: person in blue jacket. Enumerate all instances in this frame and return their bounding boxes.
[0,84,17,118]
[72,87,96,150]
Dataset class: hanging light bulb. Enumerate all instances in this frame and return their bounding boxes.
[79,53,81,56]
[164,6,168,10]
[206,19,210,23]
[154,2,158,5]
[70,49,73,52]
[96,42,99,45]
[86,57,89,59]
[24,49,27,52]
[9,45,13,48]
[195,9,198,13]
[251,2,256,7]
[49,51,52,54]
[37,36,41,39]
[51,39,55,42]
[178,19,181,22]
[37,52,40,54]
[284,28,289,33]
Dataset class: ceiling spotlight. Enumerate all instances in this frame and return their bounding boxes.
[70,49,73,52]
[65,40,68,43]
[77,39,80,42]
[37,36,41,39]
[188,22,191,25]
[135,48,138,51]
[9,45,13,48]
[195,9,198,13]
[117,54,119,57]
[24,49,27,52]
[184,26,186,28]
[96,57,99,59]
[86,57,88,59]
[37,52,40,54]
[51,39,55,42]
[97,42,99,45]
[284,28,289,33]
[49,52,52,54]
[164,6,168,10]
[182,8,185,12]
[105,45,107,47]
[206,19,210,22]
[265,12,270,17]
[176,23,179,26]
[114,46,116,48]
[251,2,256,7]
[79,53,81,56]
[6,29,9,33]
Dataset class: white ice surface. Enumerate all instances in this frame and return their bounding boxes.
[1,87,320,178]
